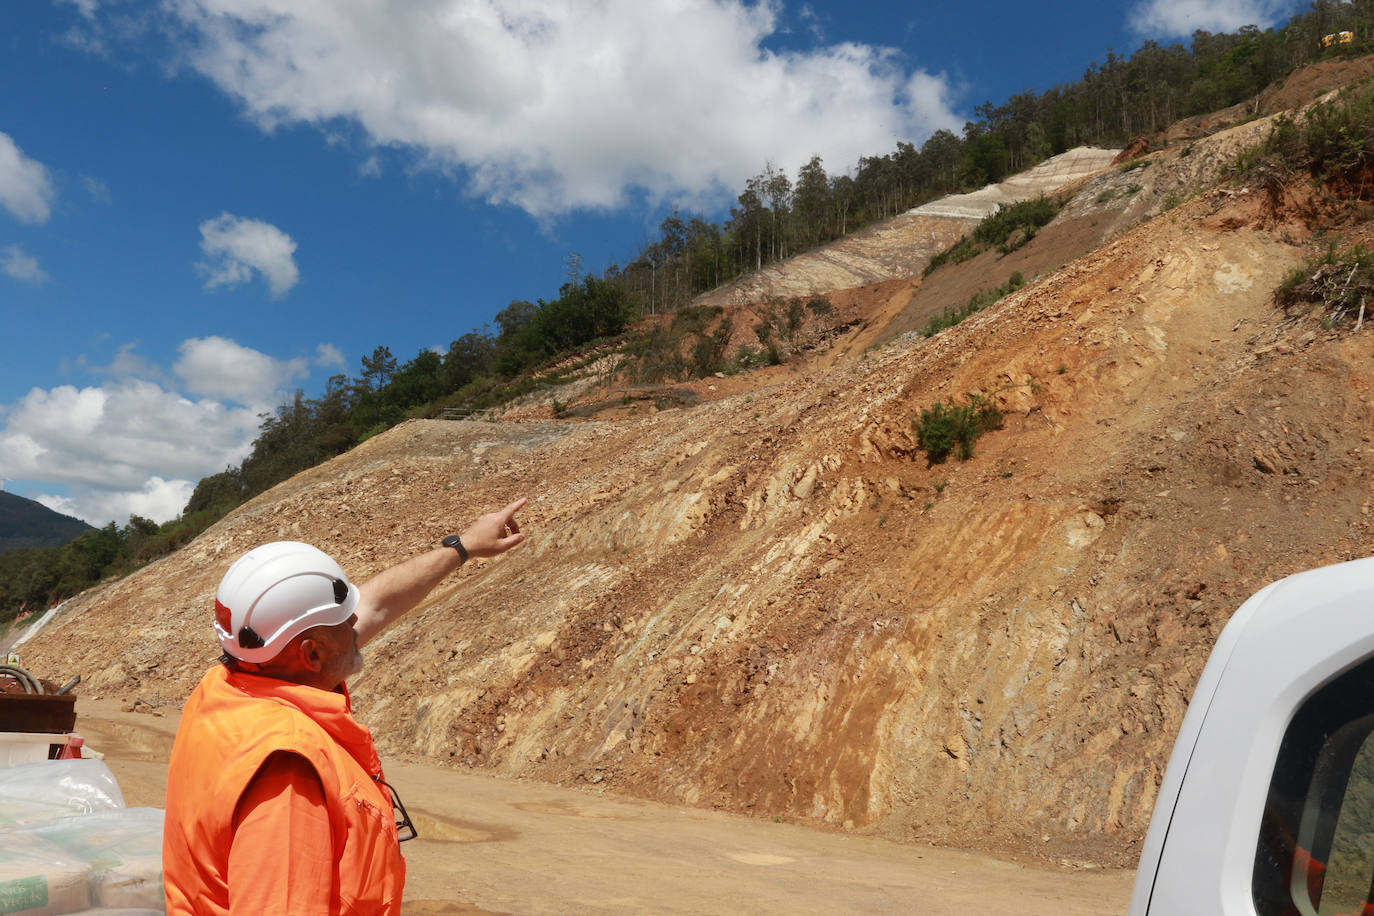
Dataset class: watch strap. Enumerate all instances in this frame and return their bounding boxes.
[442,534,469,562]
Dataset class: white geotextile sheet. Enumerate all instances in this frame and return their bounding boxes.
[25,809,163,910]
[0,761,163,914]
[0,761,124,826]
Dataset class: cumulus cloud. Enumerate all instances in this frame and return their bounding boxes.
[35,477,196,530]
[1,245,48,284]
[1129,0,1297,37]
[0,338,329,525]
[197,212,300,297]
[0,132,56,224]
[99,0,962,218]
[104,342,168,384]
[314,343,346,370]
[174,335,309,406]
[0,378,262,524]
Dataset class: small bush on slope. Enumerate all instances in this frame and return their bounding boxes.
[914,395,1005,464]
[923,198,1062,277]
[1277,245,1374,328]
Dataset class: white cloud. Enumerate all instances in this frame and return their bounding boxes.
[37,477,194,528]
[82,175,112,204]
[314,343,346,370]
[174,335,309,406]
[0,338,331,525]
[59,0,102,19]
[1,245,48,284]
[1129,0,1296,37]
[0,132,56,224]
[104,342,168,384]
[0,378,262,524]
[115,0,962,218]
[197,212,300,297]
[799,5,826,42]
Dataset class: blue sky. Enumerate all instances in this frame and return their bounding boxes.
[1,0,1304,525]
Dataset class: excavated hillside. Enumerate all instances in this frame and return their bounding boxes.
[694,148,1118,308]
[19,63,1374,869]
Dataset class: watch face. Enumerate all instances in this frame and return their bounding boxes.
[442,535,460,548]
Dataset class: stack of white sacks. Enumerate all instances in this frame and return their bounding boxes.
[0,759,163,915]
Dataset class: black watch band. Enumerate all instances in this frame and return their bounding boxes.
[442,534,468,562]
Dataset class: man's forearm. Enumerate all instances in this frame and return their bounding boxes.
[352,498,527,645]
[354,548,462,645]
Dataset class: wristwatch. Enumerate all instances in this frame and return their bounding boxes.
[441,534,468,562]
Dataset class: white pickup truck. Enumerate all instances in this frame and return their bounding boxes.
[1131,556,1374,915]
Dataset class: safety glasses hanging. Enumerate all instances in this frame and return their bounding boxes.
[378,778,418,842]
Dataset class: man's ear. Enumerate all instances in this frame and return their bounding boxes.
[297,636,327,674]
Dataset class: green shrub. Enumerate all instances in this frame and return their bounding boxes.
[672,305,722,336]
[807,296,833,316]
[1277,244,1374,326]
[358,421,390,442]
[973,198,1059,249]
[923,236,982,276]
[1250,81,1374,192]
[732,345,761,371]
[921,272,1026,337]
[623,324,688,382]
[913,395,1004,464]
[690,316,733,377]
[923,198,1061,276]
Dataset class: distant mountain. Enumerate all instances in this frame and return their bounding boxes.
[0,490,91,553]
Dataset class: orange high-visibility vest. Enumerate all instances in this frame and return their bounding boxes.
[162,664,405,915]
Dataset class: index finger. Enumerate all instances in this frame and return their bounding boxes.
[498,497,528,523]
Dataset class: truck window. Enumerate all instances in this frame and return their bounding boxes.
[1253,656,1374,916]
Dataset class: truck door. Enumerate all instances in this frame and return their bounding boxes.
[1131,556,1374,915]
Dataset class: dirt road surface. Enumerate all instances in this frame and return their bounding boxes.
[76,698,1133,915]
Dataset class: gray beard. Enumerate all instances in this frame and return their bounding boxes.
[344,645,364,680]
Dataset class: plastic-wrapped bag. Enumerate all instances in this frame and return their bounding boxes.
[0,762,124,827]
[25,810,162,911]
[0,832,93,915]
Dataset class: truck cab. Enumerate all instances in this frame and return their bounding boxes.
[1131,556,1374,915]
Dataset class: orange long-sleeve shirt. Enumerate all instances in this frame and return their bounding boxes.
[227,752,334,915]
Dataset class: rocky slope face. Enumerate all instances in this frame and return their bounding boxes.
[20,69,1374,868]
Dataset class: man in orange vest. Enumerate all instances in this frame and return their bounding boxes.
[162,498,527,915]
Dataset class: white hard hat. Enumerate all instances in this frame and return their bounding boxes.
[214,541,359,663]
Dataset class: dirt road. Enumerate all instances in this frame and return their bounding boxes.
[76,698,1132,915]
